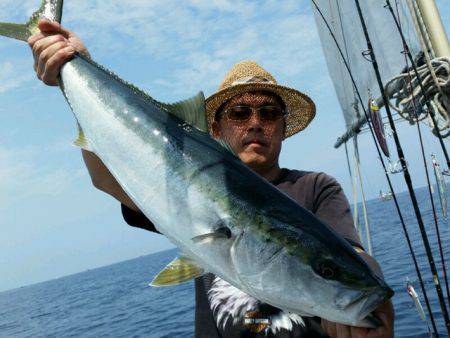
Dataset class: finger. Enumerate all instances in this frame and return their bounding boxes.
[350,326,368,338]
[376,310,391,329]
[32,34,66,59]
[36,41,70,81]
[36,39,68,73]
[42,46,76,85]
[28,31,47,47]
[38,19,72,39]
[373,301,394,337]
[33,35,67,70]
[325,322,338,338]
[321,319,333,335]
[335,324,352,338]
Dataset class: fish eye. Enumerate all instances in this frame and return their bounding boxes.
[315,260,339,280]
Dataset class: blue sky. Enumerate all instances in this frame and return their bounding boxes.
[0,0,449,292]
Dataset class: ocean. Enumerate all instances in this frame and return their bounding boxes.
[0,186,449,337]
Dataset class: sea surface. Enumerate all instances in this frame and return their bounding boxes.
[0,186,449,337]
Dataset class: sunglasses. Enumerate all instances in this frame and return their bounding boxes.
[222,105,286,122]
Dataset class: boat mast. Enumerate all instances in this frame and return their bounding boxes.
[414,0,450,58]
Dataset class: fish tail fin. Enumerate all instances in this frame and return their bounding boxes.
[0,0,64,42]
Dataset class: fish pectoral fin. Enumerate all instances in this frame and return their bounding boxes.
[191,226,232,244]
[73,123,94,152]
[150,256,204,287]
[158,92,208,132]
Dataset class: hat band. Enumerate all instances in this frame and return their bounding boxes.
[230,76,275,86]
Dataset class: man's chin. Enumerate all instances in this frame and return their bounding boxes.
[240,154,269,168]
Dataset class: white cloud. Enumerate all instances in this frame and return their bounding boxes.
[0,143,87,208]
[0,0,36,22]
[58,0,322,95]
[1,0,325,98]
[0,61,33,93]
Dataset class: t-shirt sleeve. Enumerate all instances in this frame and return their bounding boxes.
[312,173,383,277]
[312,172,362,248]
[121,203,160,234]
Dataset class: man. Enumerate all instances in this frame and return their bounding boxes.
[29,19,394,338]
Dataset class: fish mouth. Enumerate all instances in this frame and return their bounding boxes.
[340,286,392,328]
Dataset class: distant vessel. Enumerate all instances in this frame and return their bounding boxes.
[379,190,393,201]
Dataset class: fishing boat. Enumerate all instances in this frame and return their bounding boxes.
[311,0,450,336]
[379,190,393,201]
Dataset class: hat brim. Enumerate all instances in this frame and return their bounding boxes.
[205,83,316,138]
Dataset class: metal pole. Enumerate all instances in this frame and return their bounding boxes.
[414,0,450,58]
[407,0,435,58]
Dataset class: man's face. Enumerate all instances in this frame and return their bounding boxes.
[212,91,285,171]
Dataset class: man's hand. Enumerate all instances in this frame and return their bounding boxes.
[321,300,394,338]
[28,19,89,86]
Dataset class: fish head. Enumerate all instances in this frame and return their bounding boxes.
[229,213,393,327]
[303,226,394,325]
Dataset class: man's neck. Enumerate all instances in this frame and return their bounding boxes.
[251,164,282,182]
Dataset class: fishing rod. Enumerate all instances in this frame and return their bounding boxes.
[384,0,450,171]
[310,1,439,335]
[387,0,450,309]
[354,0,450,334]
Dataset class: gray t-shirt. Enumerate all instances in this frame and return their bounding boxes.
[121,169,364,337]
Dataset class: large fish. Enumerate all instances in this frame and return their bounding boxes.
[0,0,393,327]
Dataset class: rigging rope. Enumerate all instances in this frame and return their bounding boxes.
[384,0,450,171]
[357,0,450,334]
[384,57,450,135]
[310,1,439,335]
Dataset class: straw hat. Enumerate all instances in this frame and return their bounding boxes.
[205,61,316,138]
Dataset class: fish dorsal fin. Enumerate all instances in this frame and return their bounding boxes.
[158,92,207,132]
[0,0,64,42]
[150,256,204,287]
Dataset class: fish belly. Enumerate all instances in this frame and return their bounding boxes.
[60,58,240,282]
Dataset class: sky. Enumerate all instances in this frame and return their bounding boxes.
[0,0,449,292]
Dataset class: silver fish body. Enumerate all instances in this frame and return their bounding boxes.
[59,56,392,326]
